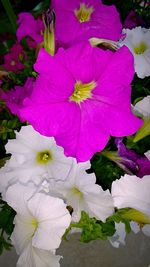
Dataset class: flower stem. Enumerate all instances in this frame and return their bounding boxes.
[1,0,17,33]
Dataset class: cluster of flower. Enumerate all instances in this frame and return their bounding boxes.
[1,124,150,266]
[0,0,150,266]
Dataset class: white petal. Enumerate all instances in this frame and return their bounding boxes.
[84,187,114,222]
[17,242,61,267]
[134,94,150,118]
[109,222,126,248]
[11,215,35,254]
[142,224,150,236]
[112,175,150,217]
[50,161,114,222]
[130,221,140,234]
[27,193,71,250]
[5,183,36,216]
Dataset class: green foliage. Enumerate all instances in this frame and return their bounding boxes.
[126,135,150,155]
[90,153,125,190]
[64,211,116,243]
[0,235,12,255]
[64,209,132,244]
[0,199,16,255]
[132,76,150,104]
[0,116,22,141]
[1,0,17,33]
[109,208,132,234]
[32,0,50,16]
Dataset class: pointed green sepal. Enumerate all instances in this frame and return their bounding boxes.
[121,209,150,224]
[133,117,150,143]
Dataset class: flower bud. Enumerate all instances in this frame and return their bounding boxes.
[43,8,55,55]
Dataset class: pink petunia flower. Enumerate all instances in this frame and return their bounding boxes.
[16,12,44,45]
[2,42,26,72]
[2,77,34,118]
[20,43,142,162]
[51,0,122,47]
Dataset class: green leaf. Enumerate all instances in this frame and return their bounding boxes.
[0,157,10,168]
[1,0,17,33]
[0,235,12,255]
[64,212,116,243]
[0,201,15,235]
[90,153,124,190]
[108,208,132,234]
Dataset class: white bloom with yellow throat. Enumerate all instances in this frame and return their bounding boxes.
[0,125,73,191]
[120,27,150,78]
[50,161,114,222]
[5,182,71,267]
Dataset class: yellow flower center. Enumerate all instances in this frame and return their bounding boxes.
[71,187,83,198]
[134,42,148,55]
[36,150,52,164]
[31,218,39,229]
[70,80,96,103]
[75,3,94,23]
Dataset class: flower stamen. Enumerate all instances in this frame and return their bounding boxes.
[31,218,39,229]
[134,42,148,55]
[36,150,52,164]
[70,80,96,103]
[71,187,83,198]
[75,3,94,23]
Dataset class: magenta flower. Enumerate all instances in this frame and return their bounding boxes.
[2,42,26,72]
[16,12,44,45]
[2,77,34,118]
[51,0,122,48]
[20,43,142,162]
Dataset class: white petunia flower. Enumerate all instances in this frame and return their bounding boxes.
[133,95,150,118]
[111,174,150,217]
[5,183,71,252]
[50,161,114,222]
[120,27,150,78]
[108,222,126,248]
[0,125,73,190]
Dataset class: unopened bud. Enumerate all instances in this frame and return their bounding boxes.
[43,8,55,55]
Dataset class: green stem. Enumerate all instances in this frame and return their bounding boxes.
[1,0,17,33]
